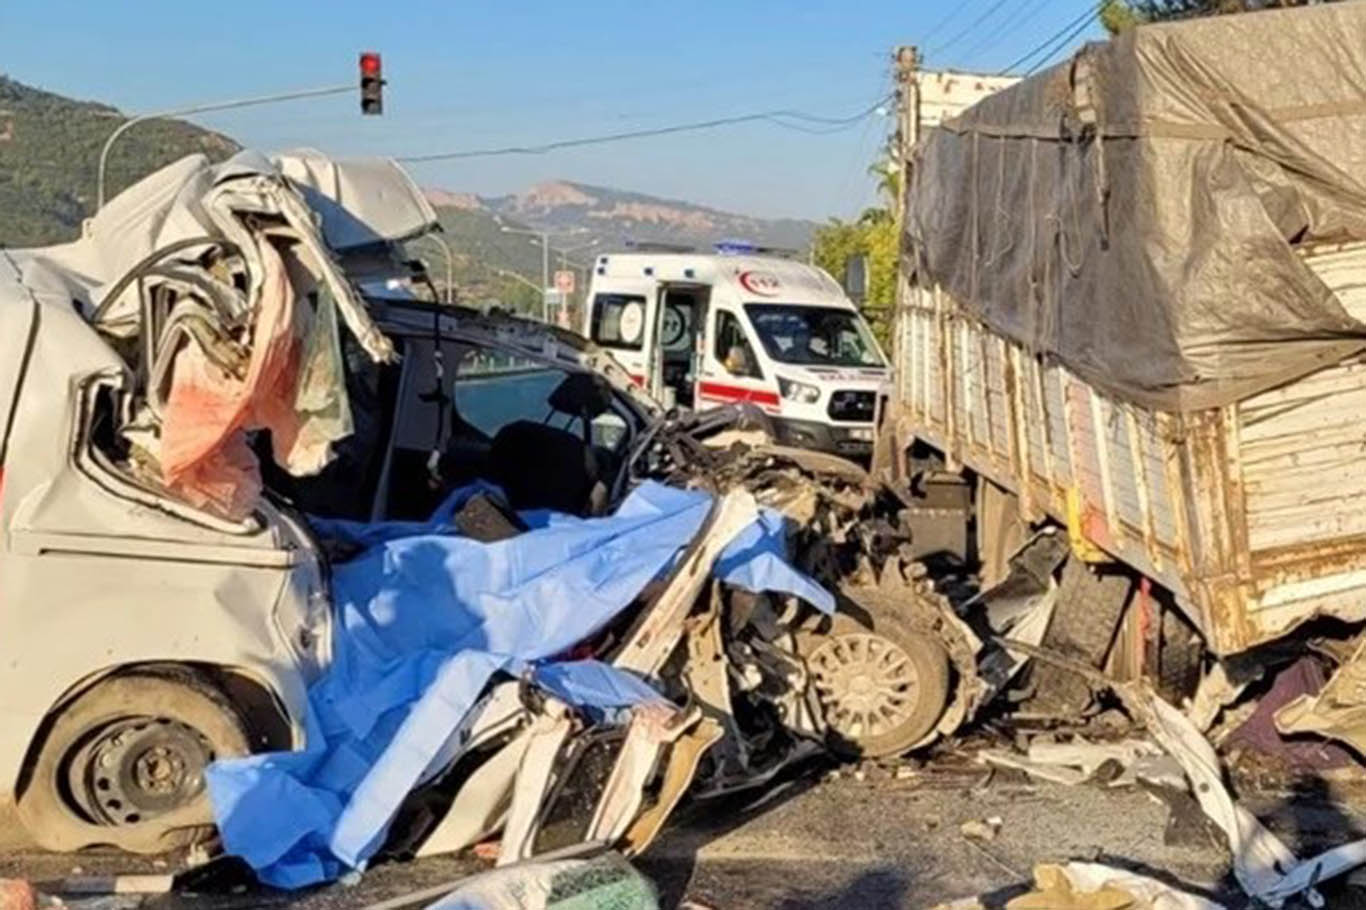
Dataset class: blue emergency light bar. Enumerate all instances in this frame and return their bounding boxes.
[715,239,801,259]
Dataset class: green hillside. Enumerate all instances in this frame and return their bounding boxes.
[413,207,555,315]
[0,75,237,248]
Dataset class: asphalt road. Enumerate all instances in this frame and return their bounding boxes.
[7,756,1366,909]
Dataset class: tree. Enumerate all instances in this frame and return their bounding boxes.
[1102,0,1340,33]
[812,206,898,348]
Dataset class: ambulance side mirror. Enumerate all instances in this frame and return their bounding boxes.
[844,254,868,303]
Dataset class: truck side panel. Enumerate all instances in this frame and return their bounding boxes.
[893,284,1231,645]
[893,268,1366,655]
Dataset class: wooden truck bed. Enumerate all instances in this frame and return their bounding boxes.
[889,243,1366,655]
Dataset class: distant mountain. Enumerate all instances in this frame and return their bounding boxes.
[0,72,814,312]
[0,76,237,248]
[413,180,819,316]
[424,180,817,255]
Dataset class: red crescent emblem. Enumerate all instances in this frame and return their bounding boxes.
[738,270,781,297]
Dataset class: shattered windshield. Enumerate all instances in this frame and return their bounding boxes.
[743,304,883,368]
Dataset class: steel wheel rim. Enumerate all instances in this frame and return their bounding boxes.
[67,717,213,827]
[807,632,921,740]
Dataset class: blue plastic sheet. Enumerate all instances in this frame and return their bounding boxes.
[206,481,832,888]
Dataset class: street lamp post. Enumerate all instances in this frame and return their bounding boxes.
[96,83,354,211]
[498,224,551,321]
[553,239,600,329]
[413,233,455,304]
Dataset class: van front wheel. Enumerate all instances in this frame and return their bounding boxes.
[17,670,250,854]
[796,601,951,759]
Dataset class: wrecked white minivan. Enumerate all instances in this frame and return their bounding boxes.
[0,152,957,872]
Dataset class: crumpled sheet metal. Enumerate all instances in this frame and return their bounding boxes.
[1143,691,1366,908]
[978,738,1183,790]
[206,481,834,889]
[12,150,402,520]
[19,150,394,364]
[156,240,355,519]
[273,150,439,251]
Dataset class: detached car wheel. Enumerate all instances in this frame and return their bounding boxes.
[17,671,250,854]
[797,604,951,759]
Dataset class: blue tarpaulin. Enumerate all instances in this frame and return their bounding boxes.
[206,481,833,888]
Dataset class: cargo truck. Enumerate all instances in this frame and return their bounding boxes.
[874,9,1366,742]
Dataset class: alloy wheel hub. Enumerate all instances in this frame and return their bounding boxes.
[808,632,921,740]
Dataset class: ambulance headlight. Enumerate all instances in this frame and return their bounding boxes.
[778,376,821,404]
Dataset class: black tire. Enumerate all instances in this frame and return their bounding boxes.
[796,601,951,759]
[1157,607,1205,701]
[17,670,250,854]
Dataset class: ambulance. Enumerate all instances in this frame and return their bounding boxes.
[582,243,888,457]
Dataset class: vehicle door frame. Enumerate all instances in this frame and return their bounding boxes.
[695,300,779,412]
[651,281,710,410]
[367,301,657,520]
[585,279,657,391]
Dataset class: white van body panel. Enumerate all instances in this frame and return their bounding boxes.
[584,251,888,456]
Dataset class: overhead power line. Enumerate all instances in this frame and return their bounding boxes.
[997,3,1104,75]
[1021,11,1103,72]
[930,0,1018,56]
[916,0,987,48]
[394,97,891,164]
[1024,8,1104,74]
[959,0,1056,62]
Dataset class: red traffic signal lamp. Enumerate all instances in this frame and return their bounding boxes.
[359,52,383,115]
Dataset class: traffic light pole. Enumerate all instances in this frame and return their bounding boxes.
[96,83,353,211]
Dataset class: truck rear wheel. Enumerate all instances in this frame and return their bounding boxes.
[17,670,250,854]
[797,603,951,759]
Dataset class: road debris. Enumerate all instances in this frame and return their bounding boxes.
[979,738,1184,791]
[1277,635,1366,760]
[206,483,830,887]
[1140,689,1366,907]
[422,852,656,910]
[58,875,173,895]
[0,881,33,910]
[934,862,1225,910]
[1004,863,1224,910]
[960,818,1002,842]
[1224,657,1353,770]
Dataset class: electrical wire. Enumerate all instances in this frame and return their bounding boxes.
[916,0,989,48]
[929,0,1019,56]
[997,3,1104,74]
[1023,8,1104,74]
[394,97,891,163]
[959,0,1056,63]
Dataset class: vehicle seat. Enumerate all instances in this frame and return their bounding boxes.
[488,420,605,515]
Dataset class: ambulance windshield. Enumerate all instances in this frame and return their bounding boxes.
[744,304,883,368]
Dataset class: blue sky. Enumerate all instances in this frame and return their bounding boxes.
[1,0,1102,220]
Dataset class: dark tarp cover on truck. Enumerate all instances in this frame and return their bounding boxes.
[906,2,1366,412]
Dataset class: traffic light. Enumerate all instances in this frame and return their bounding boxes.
[360,52,383,115]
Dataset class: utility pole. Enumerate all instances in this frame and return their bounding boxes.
[871,45,920,481]
[96,84,353,210]
[892,45,919,363]
[893,46,918,239]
